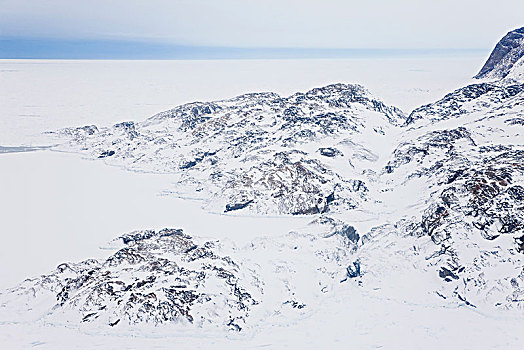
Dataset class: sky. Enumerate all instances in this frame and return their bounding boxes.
[1,0,523,58]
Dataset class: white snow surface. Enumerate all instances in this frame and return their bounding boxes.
[1,56,524,349]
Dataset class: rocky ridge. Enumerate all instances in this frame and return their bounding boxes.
[475,27,524,80]
[50,83,405,215]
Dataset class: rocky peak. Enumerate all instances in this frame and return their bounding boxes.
[475,27,524,80]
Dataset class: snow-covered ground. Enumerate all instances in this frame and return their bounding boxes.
[0,56,485,285]
[0,150,312,290]
[2,55,523,349]
[1,283,522,349]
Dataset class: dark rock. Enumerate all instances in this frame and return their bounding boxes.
[292,205,321,215]
[114,121,138,139]
[507,185,524,201]
[475,27,524,79]
[439,267,459,282]
[179,160,197,169]
[98,150,115,158]
[338,225,359,244]
[82,312,98,322]
[284,300,306,309]
[326,191,335,204]
[109,319,120,327]
[346,260,361,278]
[225,200,253,213]
[79,125,98,135]
[318,147,343,157]
[516,235,524,253]
[505,117,524,125]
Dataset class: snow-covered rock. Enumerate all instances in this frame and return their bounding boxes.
[50,83,405,215]
[0,229,257,331]
[475,27,524,81]
[383,106,524,309]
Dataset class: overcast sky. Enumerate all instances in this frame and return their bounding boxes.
[1,0,523,49]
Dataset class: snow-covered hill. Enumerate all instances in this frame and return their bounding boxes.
[1,28,523,348]
[1,229,257,330]
[50,83,405,215]
[382,84,524,309]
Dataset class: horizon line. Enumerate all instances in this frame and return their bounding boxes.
[0,38,489,60]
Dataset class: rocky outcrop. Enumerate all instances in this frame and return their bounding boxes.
[50,83,403,215]
[0,229,257,330]
[407,83,524,125]
[382,74,524,308]
[475,27,524,80]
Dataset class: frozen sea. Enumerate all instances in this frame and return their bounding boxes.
[4,55,522,349]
